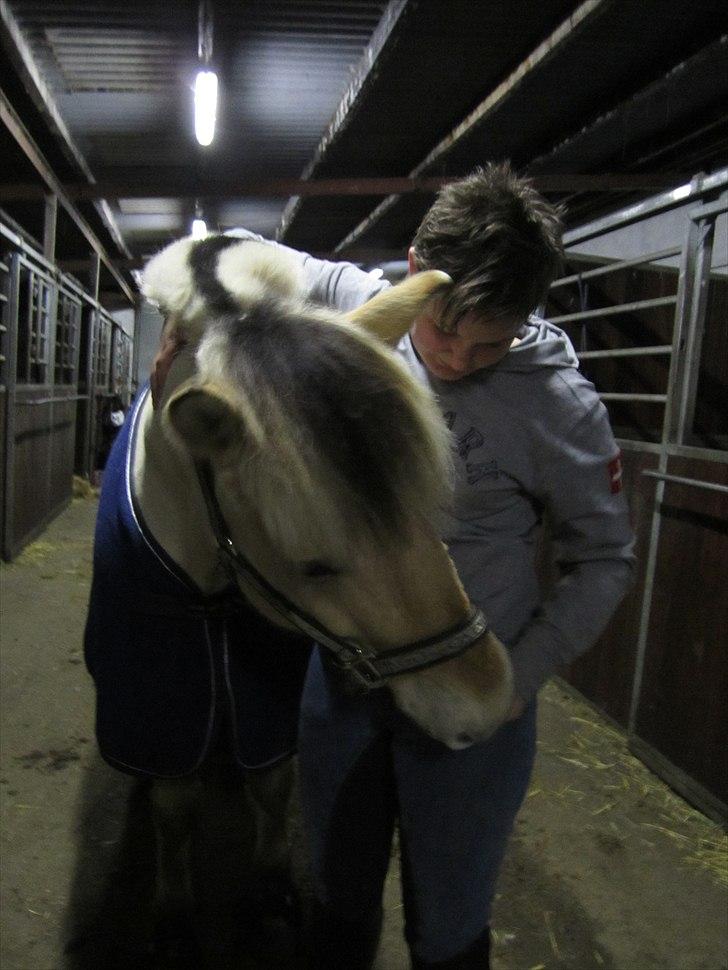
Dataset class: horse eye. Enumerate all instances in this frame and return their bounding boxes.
[301,561,340,578]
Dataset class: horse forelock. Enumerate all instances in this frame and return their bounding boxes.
[197,300,453,560]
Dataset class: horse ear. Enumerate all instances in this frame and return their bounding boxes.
[345,270,452,344]
[165,382,244,457]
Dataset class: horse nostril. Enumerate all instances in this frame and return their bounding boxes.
[456,733,474,746]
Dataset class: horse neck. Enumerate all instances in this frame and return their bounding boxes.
[132,369,228,594]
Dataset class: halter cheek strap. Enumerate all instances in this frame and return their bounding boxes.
[194,460,489,689]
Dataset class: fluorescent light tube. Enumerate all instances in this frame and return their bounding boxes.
[191,218,208,239]
[194,70,218,146]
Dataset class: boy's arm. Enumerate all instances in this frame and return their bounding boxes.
[225,228,389,311]
[508,402,635,704]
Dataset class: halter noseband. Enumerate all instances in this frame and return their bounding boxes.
[195,460,489,689]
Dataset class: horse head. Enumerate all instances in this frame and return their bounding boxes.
[141,236,513,749]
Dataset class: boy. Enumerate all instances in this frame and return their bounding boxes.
[227,163,634,968]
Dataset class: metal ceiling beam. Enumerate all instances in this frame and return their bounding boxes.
[333,0,610,253]
[0,174,690,203]
[278,0,410,237]
[0,86,134,301]
[0,176,449,202]
[528,34,728,179]
[0,0,130,258]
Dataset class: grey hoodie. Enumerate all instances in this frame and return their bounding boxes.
[225,231,635,702]
[396,321,635,702]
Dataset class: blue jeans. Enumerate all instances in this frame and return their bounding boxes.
[298,648,537,963]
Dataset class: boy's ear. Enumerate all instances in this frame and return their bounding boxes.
[407,247,419,275]
[164,382,244,458]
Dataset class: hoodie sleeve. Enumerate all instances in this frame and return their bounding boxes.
[225,227,389,310]
[508,398,636,703]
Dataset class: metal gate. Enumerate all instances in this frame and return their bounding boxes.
[545,169,728,821]
[0,220,131,559]
[2,250,76,558]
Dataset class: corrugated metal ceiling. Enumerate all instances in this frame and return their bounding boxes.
[2,0,389,249]
[0,0,726,291]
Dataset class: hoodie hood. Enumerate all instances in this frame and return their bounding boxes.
[497,316,580,373]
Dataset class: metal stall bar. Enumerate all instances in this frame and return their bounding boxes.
[599,393,667,402]
[627,192,709,739]
[551,246,682,289]
[550,295,677,324]
[16,394,88,406]
[0,258,7,371]
[1,252,20,558]
[0,220,108,316]
[672,218,715,445]
[642,470,728,495]
[562,168,728,247]
[672,192,727,446]
[628,249,690,734]
[579,346,672,359]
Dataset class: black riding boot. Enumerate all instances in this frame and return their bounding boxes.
[305,900,383,970]
[410,926,491,969]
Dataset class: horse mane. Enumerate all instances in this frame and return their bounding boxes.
[196,301,453,563]
[144,233,453,563]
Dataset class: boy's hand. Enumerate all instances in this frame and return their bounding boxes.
[506,696,526,721]
[151,323,187,409]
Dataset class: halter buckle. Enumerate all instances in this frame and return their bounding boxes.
[332,641,384,688]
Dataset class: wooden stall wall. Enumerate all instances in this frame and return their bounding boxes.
[634,457,728,812]
[565,447,658,727]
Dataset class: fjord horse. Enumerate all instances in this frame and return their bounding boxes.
[85,235,513,952]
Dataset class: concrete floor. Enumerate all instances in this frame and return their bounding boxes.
[1,495,726,970]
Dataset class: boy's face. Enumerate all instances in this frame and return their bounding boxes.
[409,300,521,381]
[406,248,522,381]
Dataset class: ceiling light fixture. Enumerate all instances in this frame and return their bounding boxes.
[194,1,217,147]
[194,70,217,146]
[191,218,208,239]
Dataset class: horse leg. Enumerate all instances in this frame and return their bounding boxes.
[150,776,202,952]
[246,757,295,874]
[245,757,300,937]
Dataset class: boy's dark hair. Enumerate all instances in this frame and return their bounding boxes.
[411,162,563,329]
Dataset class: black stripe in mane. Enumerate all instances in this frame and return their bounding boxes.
[188,236,243,315]
[218,301,432,531]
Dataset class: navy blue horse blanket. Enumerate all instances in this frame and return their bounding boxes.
[84,387,311,777]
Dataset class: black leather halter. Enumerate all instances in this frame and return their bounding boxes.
[195,460,489,689]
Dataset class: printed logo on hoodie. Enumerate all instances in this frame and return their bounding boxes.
[444,412,502,485]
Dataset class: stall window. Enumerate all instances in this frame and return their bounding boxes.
[54,290,81,386]
[92,313,112,392]
[16,265,54,386]
[112,326,132,396]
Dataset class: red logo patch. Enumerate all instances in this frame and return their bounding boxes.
[608,452,623,494]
